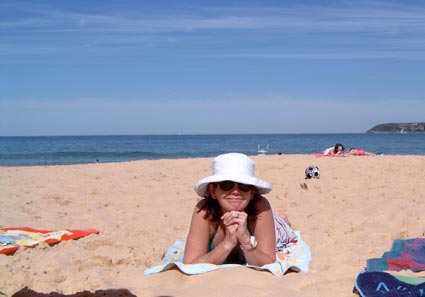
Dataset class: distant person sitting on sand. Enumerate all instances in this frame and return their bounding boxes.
[183,153,296,266]
[346,148,375,156]
[322,143,345,156]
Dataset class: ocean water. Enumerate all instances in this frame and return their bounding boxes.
[0,134,424,166]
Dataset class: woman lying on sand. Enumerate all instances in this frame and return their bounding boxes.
[346,148,376,156]
[183,153,295,267]
[322,143,345,156]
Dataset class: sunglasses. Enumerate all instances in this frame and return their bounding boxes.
[217,180,253,192]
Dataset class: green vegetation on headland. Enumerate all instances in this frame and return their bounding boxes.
[367,122,425,134]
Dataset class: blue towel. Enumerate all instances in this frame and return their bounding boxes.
[144,231,311,276]
[354,271,425,297]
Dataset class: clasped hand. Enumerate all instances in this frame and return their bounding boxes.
[220,211,251,248]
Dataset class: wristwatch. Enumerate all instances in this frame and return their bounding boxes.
[240,236,257,251]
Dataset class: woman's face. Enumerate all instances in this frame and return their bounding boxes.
[209,181,255,212]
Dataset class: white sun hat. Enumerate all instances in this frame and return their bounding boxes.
[194,153,272,197]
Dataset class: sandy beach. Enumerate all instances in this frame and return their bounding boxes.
[1,154,424,296]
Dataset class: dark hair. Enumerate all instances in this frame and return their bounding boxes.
[197,184,261,222]
[333,143,345,153]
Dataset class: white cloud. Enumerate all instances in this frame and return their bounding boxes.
[1,1,425,60]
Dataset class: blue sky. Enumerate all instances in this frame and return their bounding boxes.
[1,0,424,136]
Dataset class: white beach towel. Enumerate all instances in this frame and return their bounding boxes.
[144,231,311,277]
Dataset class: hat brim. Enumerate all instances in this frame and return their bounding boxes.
[194,174,272,197]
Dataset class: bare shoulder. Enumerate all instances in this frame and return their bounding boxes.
[251,196,274,237]
[194,198,208,213]
[191,198,211,224]
[253,195,272,212]
[187,198,212,240]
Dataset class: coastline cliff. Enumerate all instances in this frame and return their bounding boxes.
[367,122,425,134]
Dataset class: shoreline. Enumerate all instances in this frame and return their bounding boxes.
[1,153,425,168]
[2,134,424,167]
[1,155,425,296]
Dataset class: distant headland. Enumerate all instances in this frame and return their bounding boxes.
[367,122,425,134]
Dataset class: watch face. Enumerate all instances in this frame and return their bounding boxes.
[250,236,257,248]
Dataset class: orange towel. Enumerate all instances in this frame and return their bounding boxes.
[0,227,99,255]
